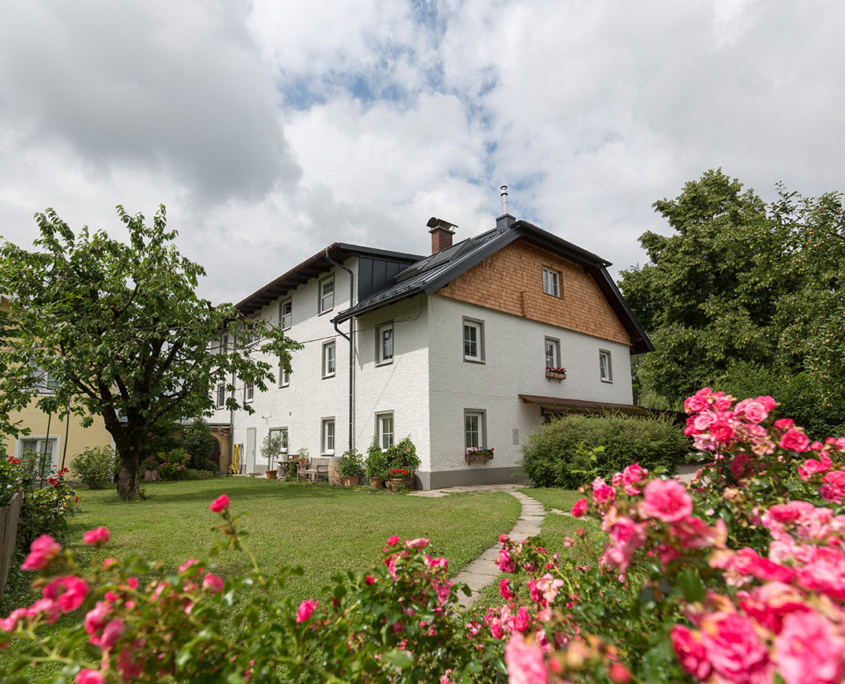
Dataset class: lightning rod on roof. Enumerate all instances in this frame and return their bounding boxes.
[500,185,508,214]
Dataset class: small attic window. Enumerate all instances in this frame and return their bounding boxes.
[543,268,560,297]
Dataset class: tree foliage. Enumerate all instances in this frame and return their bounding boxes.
[0,205,300,500]
[620,169,845,437]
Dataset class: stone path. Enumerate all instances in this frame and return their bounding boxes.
[409,485,547,610]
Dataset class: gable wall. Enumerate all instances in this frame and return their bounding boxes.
[436,238,631,346]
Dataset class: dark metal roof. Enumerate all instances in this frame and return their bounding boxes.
[235,243,423,317]
[519,394,652,417]
[334,221,654,354]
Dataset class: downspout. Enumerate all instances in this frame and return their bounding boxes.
[324,249,355,452]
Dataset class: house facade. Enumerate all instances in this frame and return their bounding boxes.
[213,213,652,488]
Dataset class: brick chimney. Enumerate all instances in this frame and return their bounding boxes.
[427,217,457,254]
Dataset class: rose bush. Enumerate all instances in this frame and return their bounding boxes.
[3,389,845,682]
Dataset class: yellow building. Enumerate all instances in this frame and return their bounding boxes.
[1,295,113,472]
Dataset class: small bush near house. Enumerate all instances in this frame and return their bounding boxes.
[70,446,118,490]
[386,436,421,473]
[365,440,389,479]
[338,449,363,479]
[159,461,188,481]
[182,419,218,470]
[522,413,688,488]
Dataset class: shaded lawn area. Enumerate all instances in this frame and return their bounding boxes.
[470,488,602,612]
[66,478,522,602]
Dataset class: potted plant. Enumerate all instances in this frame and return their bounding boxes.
[142,455,161,482]
[260,432,284,479]
[365,440,388,488]
[338,449,363,486]
[545,366,567,380]
[387,468,413,491]
[465,447,495,464]
[384,437,420,490]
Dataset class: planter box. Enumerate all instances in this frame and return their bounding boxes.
[342,475,360,487]
[545,371,567,380]
[465,450,494,465]
[0,491,23,600]
[388,477,414,491]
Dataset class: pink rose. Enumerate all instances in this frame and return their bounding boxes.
[178,559,201,575]
[434,580,453,605]
[43,576,89,613]
[386,535,401,546]
[495,548,516,573]
[671,625,710,679]
[511,606,530,632]
[405,538,429,549]
[592,477,616,505]
[209,494,230,513]
[622,463,647,486]
[804,457,832,475]
[21,534,62,571]
[75,670,106,684]
[781,429,811,453]
[296,598,318,623]
[84,601,111,639]
[774,418,795,430]
[742,401,769,424]
[571,498,588,517]
[82,527,110,546]
[504,633,549,684]
[202,573,224,593]
[365,575,375,585]
[756,395,777,411]
[498,578,514,600]
[700,612,769,681]
[27,598,60,625]
[99,618,125,650]
[774,610,844,684]
[640,479,693,523]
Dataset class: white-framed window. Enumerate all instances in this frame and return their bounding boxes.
[319,277,335,314]
[244,381,254,403]
[279,365,290,388]
[18,437,59,472]
[322,418,335,455]
[322,341,336,378]
[543,268,560,297]
[463,319,484,363]
[269,427,289,454]
[464,410,486,450]
[32,367,58,395]
[545,338,560,368]
[216,383,226,409]
[221,334,229,353]
[377,412,394,449]
[376,322,394,365]
[599,350,613,383]
[279,299,292,331]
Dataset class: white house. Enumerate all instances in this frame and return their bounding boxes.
[210,211,653,489]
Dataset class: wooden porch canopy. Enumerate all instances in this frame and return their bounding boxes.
[518,394,652,418]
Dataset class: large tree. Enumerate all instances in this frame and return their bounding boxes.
[620,169,845,437]
[0,206,299,500]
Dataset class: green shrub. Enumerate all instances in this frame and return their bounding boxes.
[365,440,389,479]
[70,446,118,489]
[521,414,688,489]
[385,437,420,473]
[182,419,218,469]
[338,449,363,478]
[199,459,218,473]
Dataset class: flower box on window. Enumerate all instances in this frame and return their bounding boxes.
[545,366,567,380]
[465,447,494,464]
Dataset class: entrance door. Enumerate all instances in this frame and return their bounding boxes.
[246,428,256,474]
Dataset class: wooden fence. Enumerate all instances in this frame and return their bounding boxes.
[0,491,23,599]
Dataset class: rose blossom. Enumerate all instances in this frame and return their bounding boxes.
[571,498,588,517]
[21,534,62,571]
[671,626,711,679]
[43,576,89,613]
[84,601,112,642]
[82,527,110,546]
[511,606,530,632]
[640,479,693,523]
[27,598,60,625]
[499,578,514,600]
[209,494,230,513]
[202,573,224,593]
[296,598,318,623]
[405,538,429,549]
[781,429,811,453]
[700,612,769,681]
[505,633,548,684]
[386,535,401,546]
[774,610,844,684]
[592,477,615,505]
[99,618,125,650]
[496,548,516,573]
[75,670,106,684]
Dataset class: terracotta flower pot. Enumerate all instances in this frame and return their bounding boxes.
[388,477,414,491]
[342,475,359,487]
[370,476,384,489]
[265,470,277,479]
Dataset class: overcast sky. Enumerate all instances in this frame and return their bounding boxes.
[1,0,843,303]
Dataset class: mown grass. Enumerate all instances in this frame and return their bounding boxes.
[2,478,522,682]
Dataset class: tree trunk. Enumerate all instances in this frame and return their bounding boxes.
[116,442,143,501]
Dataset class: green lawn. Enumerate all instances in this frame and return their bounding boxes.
[64,478,521,601]
[521,487,585,513]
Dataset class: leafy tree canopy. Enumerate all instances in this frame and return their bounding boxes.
[620,169,845,437]
[0,205,300,499]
